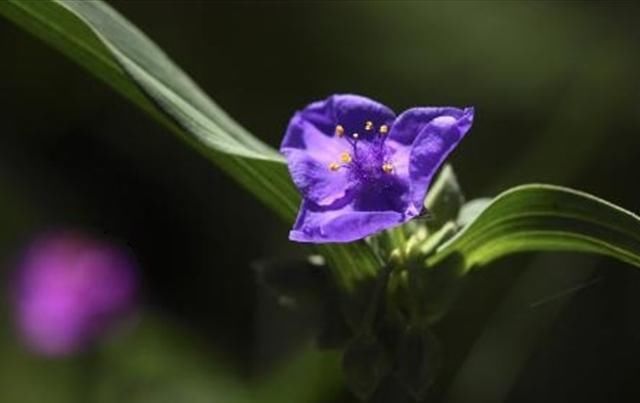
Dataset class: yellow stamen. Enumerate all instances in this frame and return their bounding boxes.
[328,162,340,171]
[365,121,374,131]
[382,163,394,173]
[335,125,345,137]
[352,132,359,139]
[379,124,389,135]
[340,152,352,163]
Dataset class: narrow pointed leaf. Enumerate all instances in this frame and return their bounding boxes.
[429,184,640,273]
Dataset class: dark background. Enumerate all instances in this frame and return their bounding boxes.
[1,1,640,402]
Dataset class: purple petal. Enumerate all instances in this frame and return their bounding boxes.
[281,109,349,157]
[283,113,350,164]
[283,148,353,206]
[281,115,354,206]
[280,95,395,206]
[289,200,405,243]
[281,94,396,149]
[407,108,474,209]
[389,107,471,146]
[326,94,395,137]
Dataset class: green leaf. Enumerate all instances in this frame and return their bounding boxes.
[417,221,458,258]
[456,198,491,227]
[424,165,465,232]
[429,184,640,273]
[0,0,379,289]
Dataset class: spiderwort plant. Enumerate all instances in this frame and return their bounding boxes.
[11,231,139,357]
[280,94,474,243]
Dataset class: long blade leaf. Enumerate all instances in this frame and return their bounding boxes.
[429,184,640,272]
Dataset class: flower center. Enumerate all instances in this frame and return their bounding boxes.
[327,121,394,178]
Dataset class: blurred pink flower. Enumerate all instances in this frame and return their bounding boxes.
[11,231,139,356]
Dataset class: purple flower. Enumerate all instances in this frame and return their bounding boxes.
[11,231,139,356]
[281,94,474,243]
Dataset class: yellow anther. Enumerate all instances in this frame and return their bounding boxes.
[328,162,340,171]
[340,152,352,163]
[352,132,360,139]
[335,125,345,137]
[365,121,374,131]
[382,163,394,173]
[379,124,389,135]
